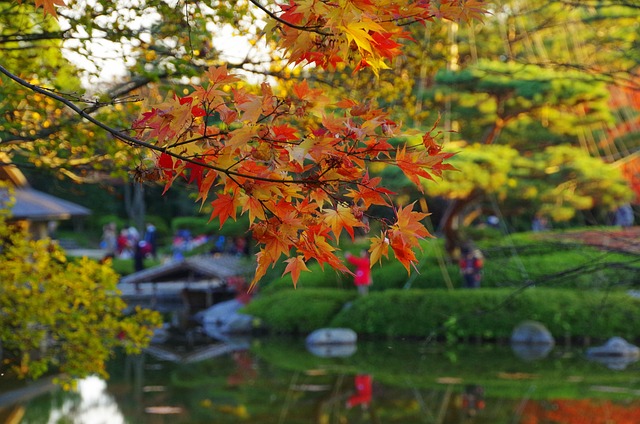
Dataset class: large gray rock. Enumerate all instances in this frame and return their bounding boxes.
[199,299,255,341]
[306,343,357,358]
[510,321,555,361]
[306,328,357,346]
[511,321,555,345]
[586,337,640,370]
[305,328,357,358]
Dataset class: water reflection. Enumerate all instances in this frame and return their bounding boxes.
[20,376,126,424]
[9,338,640,423]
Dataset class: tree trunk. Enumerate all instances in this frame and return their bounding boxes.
[481,117,505,145]
[439,194,479,258]
[124,181,145,233]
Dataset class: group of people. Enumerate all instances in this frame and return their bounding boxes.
[101,222,157,269]
[344,243,485,294]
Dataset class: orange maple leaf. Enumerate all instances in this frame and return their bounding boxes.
[249,251,270,291]
[389,231,419,273]
[209,193,238,227]
[240,193,267,224]
[396,146,437,190]
[394,203,432,242]
[283,256,310,287]
[32,0,66,16]
[323,204,364,241]
[346,172,394,209]
[203,65,240,86]
[387,203,432,272]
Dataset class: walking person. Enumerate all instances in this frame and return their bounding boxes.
[459,244,484,289]
[144,222,158,258]
[346,250,372,296]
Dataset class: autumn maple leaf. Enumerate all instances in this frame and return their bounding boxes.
[387,203,432,272]
[323,204,364,241]
[346,172,394,209]
[283,256,310,287]
[393,203,431,243]
[368,233,390,266]
[396,146,437,190]
[389,231,419,273]
[31,0,65,16]
[209,193,238,227]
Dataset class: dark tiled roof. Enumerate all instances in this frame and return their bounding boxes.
[8,187,91,220]
[119,255,248,285]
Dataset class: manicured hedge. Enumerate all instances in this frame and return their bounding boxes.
[243,289,356,334]
[332,288,640,341]
[246,288,640,342]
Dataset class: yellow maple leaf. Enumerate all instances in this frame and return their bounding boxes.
[323,204,364,241]
[368,233,389,266]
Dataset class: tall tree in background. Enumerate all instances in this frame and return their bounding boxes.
[404,0,640,249]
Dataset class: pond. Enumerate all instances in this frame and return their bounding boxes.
[3,337,640,423]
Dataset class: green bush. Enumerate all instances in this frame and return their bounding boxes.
[243,289,356,334]
[328,288,640,341]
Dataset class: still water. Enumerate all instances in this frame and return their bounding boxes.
[4,337,640,423]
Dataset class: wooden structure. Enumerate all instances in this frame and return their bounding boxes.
[118,254,249,315]
[0,154,90,239]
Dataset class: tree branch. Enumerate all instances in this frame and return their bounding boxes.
[247,0,329,35]
[0,63,339,186]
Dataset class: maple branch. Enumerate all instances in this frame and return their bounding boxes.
[247,0,329,35]
[0,64,341,187]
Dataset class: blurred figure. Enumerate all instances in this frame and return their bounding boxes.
[459,244,484,289]
[486,215,500,229]
[127,225,140,246]
[144,222,157,258]
[614,204,634,228]
[134,241,145,273]
[101,222,117,258]
[346,250,372,296]
[532,213,549,232]
[461,385,485,417]
[117,229,132,259]
[346,374,372,410]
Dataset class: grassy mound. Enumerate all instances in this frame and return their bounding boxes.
[244,288,640,341]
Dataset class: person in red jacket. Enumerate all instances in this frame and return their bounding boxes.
[346,250,372,295]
